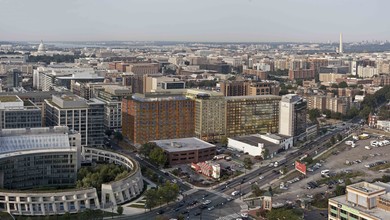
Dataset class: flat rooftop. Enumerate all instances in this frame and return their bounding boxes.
[0,95,21,102]
[225,95,281,101]
[330,195,390,220]
[153,137,215,153]
[230,134,281,154]
[348,182,386,194]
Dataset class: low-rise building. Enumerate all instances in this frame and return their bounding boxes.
[191,161,221,179]
[152,137,216,165]
[328,181,390,220]
[377,120,390,131]
[227,134,292,158]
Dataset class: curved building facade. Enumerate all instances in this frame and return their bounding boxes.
[0,127,143,216]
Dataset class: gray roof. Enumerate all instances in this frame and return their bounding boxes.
[0,133,70,155]
[153,137,215,153]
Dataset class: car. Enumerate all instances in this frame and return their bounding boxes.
[181,210,189,215]
[259,176,264,180]
[208,206,215,211]
[227,197,233,202]
[199,204,208,210]
[194,211,201,216]
[231,190,240,196]
[174,207,180,212]
[365,146,372,150]
[156,210,164,215]
[203,200,211,205]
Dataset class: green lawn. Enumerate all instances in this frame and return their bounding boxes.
[0,212,13,220]
[369,163,390,171]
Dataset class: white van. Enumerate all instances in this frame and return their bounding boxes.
[321,170,330,175]
[231,190,240,196]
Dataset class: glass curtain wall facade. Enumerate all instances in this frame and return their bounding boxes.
[226,96,281,137]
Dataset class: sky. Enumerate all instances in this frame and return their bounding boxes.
[0,0,389,42]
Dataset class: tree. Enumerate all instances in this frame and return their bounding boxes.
[302,156,313,164]
[331,83,339,88]
[145,189,158,210]
[322,109,332,118]
[159,181,180,205]
[266,207,303,220]
[360,105,372,119]
[105,129,112,137]
[330,136,336,145]
[338,81,348,88]
[251,184,265,197]
[220,136,228,147]
[139,142,156,158]
[149,147,167,167]
[336,133,343,141]
[114,132,123,143]
[268,186,273,195]
[308,108,321,123]
[378,106,390,120]
[334,185,346,196]
[117,205,124,215]
[262,148,269,159]
[319,85,327,90]
[243,158,253,169]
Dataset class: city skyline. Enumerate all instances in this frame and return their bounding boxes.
[0,0,389,42]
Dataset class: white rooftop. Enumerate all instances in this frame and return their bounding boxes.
[0,127,73,155]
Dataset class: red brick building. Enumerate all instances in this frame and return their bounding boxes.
[122,93,195,144]
[288,68,315,80]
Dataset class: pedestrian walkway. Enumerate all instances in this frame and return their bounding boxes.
[216,213,241,220]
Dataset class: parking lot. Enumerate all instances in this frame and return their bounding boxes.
[271,133,390,203]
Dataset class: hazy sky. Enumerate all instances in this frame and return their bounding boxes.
[0,0,388,42]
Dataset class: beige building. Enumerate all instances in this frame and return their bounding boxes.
[143,75,185,93]
[329,181,390,220]
[307,95,352,114]
[319,73,346,86]
[125,63,159,75]
[185,89,226,141]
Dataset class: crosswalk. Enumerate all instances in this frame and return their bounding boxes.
[215,213,241,220]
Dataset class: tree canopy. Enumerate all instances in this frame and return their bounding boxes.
[139,142,167,167]
[144,181,180,210]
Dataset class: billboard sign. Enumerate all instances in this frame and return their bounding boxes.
[295,161,307,175]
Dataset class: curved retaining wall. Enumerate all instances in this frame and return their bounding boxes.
[0,188,100,216]
[0,148,143,216]
[82,147,144,207]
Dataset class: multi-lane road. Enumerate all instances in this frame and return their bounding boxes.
[109,121,356,219]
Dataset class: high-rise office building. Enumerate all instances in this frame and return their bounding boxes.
[44,94,104,147]
[5,68,22,91]
[185,89,226,142]
[220,81,279,96]
[122,93,195,144]
[279,94,307,139]
[339,33,343,54]
[95,85,132,130]
[0,95,42,129]
[225,95,281,137]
